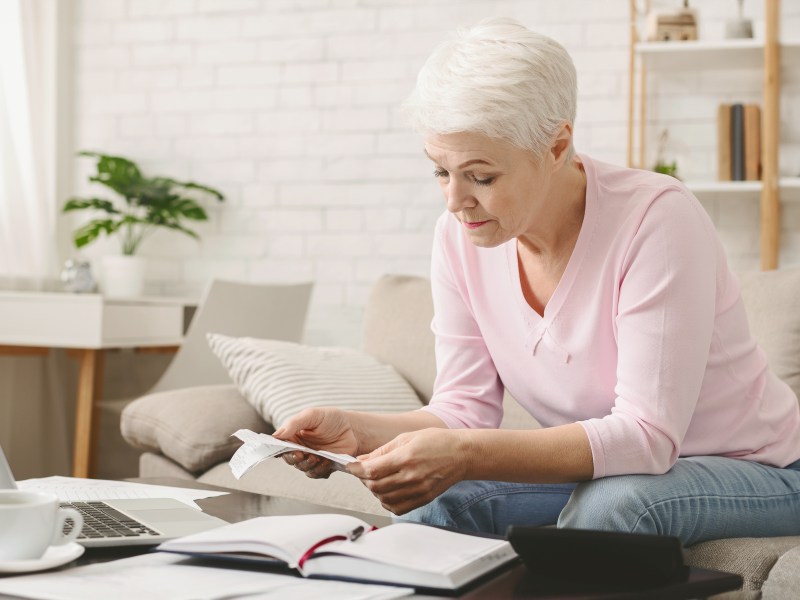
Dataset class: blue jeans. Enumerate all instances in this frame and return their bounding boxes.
[400,457,800,546]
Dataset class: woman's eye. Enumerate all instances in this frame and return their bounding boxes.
[473,175,495,186]
[433,169,449,179]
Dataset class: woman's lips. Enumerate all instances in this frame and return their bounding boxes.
[464,220,488,230]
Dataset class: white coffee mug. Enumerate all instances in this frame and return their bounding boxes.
[0,490,84,561]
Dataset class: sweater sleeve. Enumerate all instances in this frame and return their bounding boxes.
[579,188,718,478]
[419,214,505,429]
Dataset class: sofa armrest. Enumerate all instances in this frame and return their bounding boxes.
[121,384,272,474]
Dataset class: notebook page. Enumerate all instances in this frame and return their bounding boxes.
[318,522,513,573]
[158,514,371,567]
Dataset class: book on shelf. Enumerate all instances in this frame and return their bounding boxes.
[743,103,761,181]
[717,103,732,181]
[718,102,761,182]
[157,513,518,592]
[731,103,745,181]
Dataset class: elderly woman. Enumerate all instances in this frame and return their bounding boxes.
[274,18,800,546]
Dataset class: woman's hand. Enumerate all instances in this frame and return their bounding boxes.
[347,428,468,515]
[273,407,359,479]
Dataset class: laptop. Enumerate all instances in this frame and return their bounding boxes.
[0,444,228,548]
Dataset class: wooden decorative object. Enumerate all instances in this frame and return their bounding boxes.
[646,1,698,42]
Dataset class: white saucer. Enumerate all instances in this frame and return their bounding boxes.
[0,543,85,574]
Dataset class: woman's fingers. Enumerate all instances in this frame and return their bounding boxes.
[359,470,409,494]
[281,451,306,465]
[375,485,434,515]
[306,460,335,479]
[348,429,465,514]
[273,408,325,440]
[281,451,319,469]
[281,451,334,478]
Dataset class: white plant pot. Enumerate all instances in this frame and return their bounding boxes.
[102,255,146,298]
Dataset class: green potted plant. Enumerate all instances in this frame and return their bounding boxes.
[64,151,224,297]
[652,129,680,180]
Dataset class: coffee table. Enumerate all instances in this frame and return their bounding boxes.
[75,478,742,599]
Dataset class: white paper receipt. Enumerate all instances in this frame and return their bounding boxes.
[229,429,357,480]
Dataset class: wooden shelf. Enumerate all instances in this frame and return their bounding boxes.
[687,181,762,194]
[636,40,764,70]
[686,178,800,199]
[636,39,800,71]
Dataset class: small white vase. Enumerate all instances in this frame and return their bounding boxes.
[102,255,147,298]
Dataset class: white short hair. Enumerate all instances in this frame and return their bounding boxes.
[404,17,577,158]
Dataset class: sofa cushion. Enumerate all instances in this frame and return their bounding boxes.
[685,536,800,592]
[207,334,423,428]
[198,459,392,517]
[739,268,800,402]
[362,274,437,403]
[121,384,270,474]
[138,452,196,481]
[760,543,800,599]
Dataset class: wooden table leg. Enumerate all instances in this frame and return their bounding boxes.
[72,349,104,478]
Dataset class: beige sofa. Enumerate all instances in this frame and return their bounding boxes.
[122,271,800,598]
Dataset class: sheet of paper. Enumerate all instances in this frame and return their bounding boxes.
[230,429,356,480]
[0,552,412,600]
[234,581,413,600]
[18,476,228,509]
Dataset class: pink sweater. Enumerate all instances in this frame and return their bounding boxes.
[421,155,800,478]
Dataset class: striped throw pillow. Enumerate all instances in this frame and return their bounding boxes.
[207,333,423,427]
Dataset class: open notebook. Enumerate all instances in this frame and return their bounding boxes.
[157,513,518,592]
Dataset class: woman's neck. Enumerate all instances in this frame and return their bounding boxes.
[518,157,587,266]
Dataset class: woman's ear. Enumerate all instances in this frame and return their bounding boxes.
[549,122,574,167]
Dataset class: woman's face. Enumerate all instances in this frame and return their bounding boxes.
[424,132,550,248]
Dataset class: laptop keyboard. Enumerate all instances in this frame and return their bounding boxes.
[61,501,162,540]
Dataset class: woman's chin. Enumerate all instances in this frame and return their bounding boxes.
[465,232,505,249]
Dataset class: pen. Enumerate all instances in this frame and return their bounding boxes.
[347,525,366,541]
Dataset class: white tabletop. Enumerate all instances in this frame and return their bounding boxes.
[0,290,197,349]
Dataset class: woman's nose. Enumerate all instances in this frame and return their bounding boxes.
[445,179,475,213]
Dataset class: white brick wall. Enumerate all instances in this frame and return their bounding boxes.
[67,0,800,347]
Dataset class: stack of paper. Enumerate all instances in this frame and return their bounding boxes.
[18,476,228,510]
[0,552,413,600]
